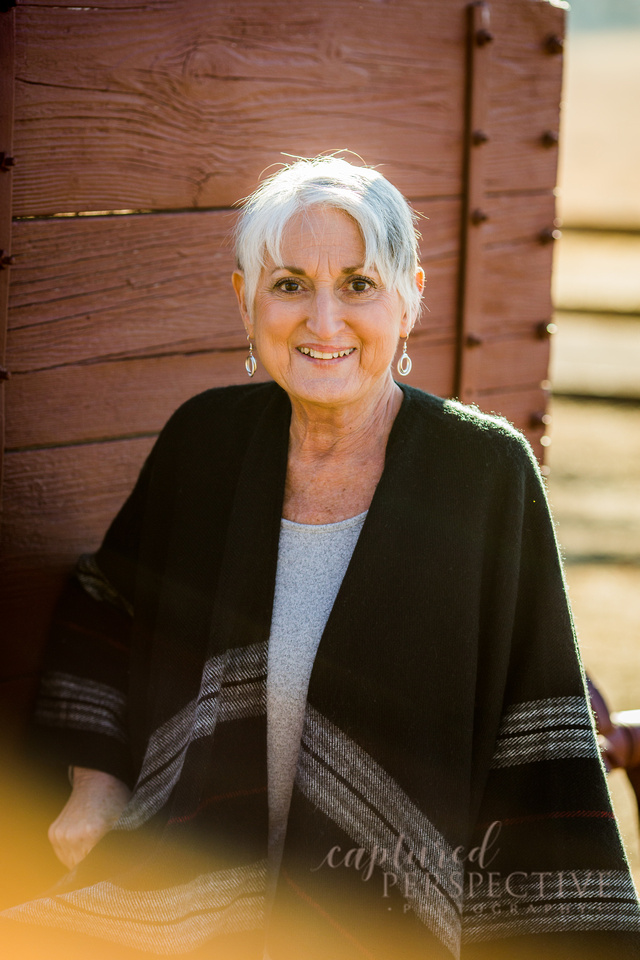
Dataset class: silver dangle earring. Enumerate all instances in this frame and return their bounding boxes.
[397,336,412,376]
[245,337,257,378]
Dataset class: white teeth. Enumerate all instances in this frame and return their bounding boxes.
[299,347,355,359]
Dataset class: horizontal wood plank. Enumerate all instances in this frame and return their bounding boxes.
[0,436,153,678]
[6,202,461,373]
[464,332,551,395]
[4,336,456,451]
[13,0,468,215]
[483,191,557,246]
[6,190,555,378]
[1,436,154,563]
[12,0,562,216]
[6,350,272,450]
[481,237,555,333]
[5,332,550,452]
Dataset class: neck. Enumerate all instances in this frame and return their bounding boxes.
[288,376,404,461]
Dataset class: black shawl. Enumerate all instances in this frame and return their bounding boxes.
[10,382,640,958]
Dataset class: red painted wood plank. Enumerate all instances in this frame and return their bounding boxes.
[6,203,461,373]
[12,0,468,215]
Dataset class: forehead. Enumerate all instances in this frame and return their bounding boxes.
[271,206,366,265]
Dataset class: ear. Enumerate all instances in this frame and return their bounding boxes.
[232,270,253,338]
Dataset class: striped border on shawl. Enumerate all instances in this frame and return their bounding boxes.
[4,860,267,954]
[491,696,599,768]
[462,869,640,941]
[297,705,462,959]
[34,672,128,743]
[117,642,267,831]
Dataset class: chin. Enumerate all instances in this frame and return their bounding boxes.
[287,377,358,407]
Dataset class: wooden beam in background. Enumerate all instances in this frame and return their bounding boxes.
[456,0,563,410]
[456,1,493,404]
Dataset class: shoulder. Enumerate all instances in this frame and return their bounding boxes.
[168,380,282,425]
[398,383,540,483]
[155,381,285,448]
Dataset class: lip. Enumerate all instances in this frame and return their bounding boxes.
[296,345,356,361]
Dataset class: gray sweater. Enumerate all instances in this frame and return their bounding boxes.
[267,511,368,890]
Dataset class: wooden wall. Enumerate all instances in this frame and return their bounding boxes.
[0,0,565,750]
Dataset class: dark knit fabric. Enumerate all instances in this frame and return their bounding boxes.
[10,381,640,958]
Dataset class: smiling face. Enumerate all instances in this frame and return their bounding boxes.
[232,206,420,413]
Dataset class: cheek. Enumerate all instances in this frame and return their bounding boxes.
[254,309,298,359]
[359,317,401,354]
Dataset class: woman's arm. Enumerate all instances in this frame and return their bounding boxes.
[48,766,132,869]
[32,439,163,857]
[33,556,136,785]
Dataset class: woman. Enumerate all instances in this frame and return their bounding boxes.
[6,157,640,958]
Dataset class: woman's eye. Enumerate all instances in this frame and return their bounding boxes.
[347,277,374,293]
[275,278,301,293]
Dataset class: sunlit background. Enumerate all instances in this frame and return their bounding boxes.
[546,0,640,886]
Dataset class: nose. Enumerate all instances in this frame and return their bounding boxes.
[306,288,344,339]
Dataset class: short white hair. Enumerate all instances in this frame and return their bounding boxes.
[234,156,423,323]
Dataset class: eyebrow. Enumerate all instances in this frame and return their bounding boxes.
[270,264,367,276]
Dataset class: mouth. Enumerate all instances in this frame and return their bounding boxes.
[297,346,356,360]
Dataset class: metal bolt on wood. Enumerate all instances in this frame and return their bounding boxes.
[476,28,493,46]
[544,34,564,55]
[456,0,493,404]
[539,226,561,244]
[0,250,14,268]
[470,208,489,225]
[536,321,557,340]
[529,411,552,428]
[0,366,11,381]
[541,130,559,148]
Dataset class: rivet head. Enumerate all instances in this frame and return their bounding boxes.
[541,130,559,148]
[537,321,557,339]
[476,28,494,46]
[466,333,484,348]
[0,250,15,268]
[544,34,564,55]
[529,411,552,428]
[470,208,489,226]
[539,227,561,244]
[0,366,11,382]
[472,129,489,146]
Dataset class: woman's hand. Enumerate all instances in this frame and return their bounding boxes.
[48,766,132,870]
